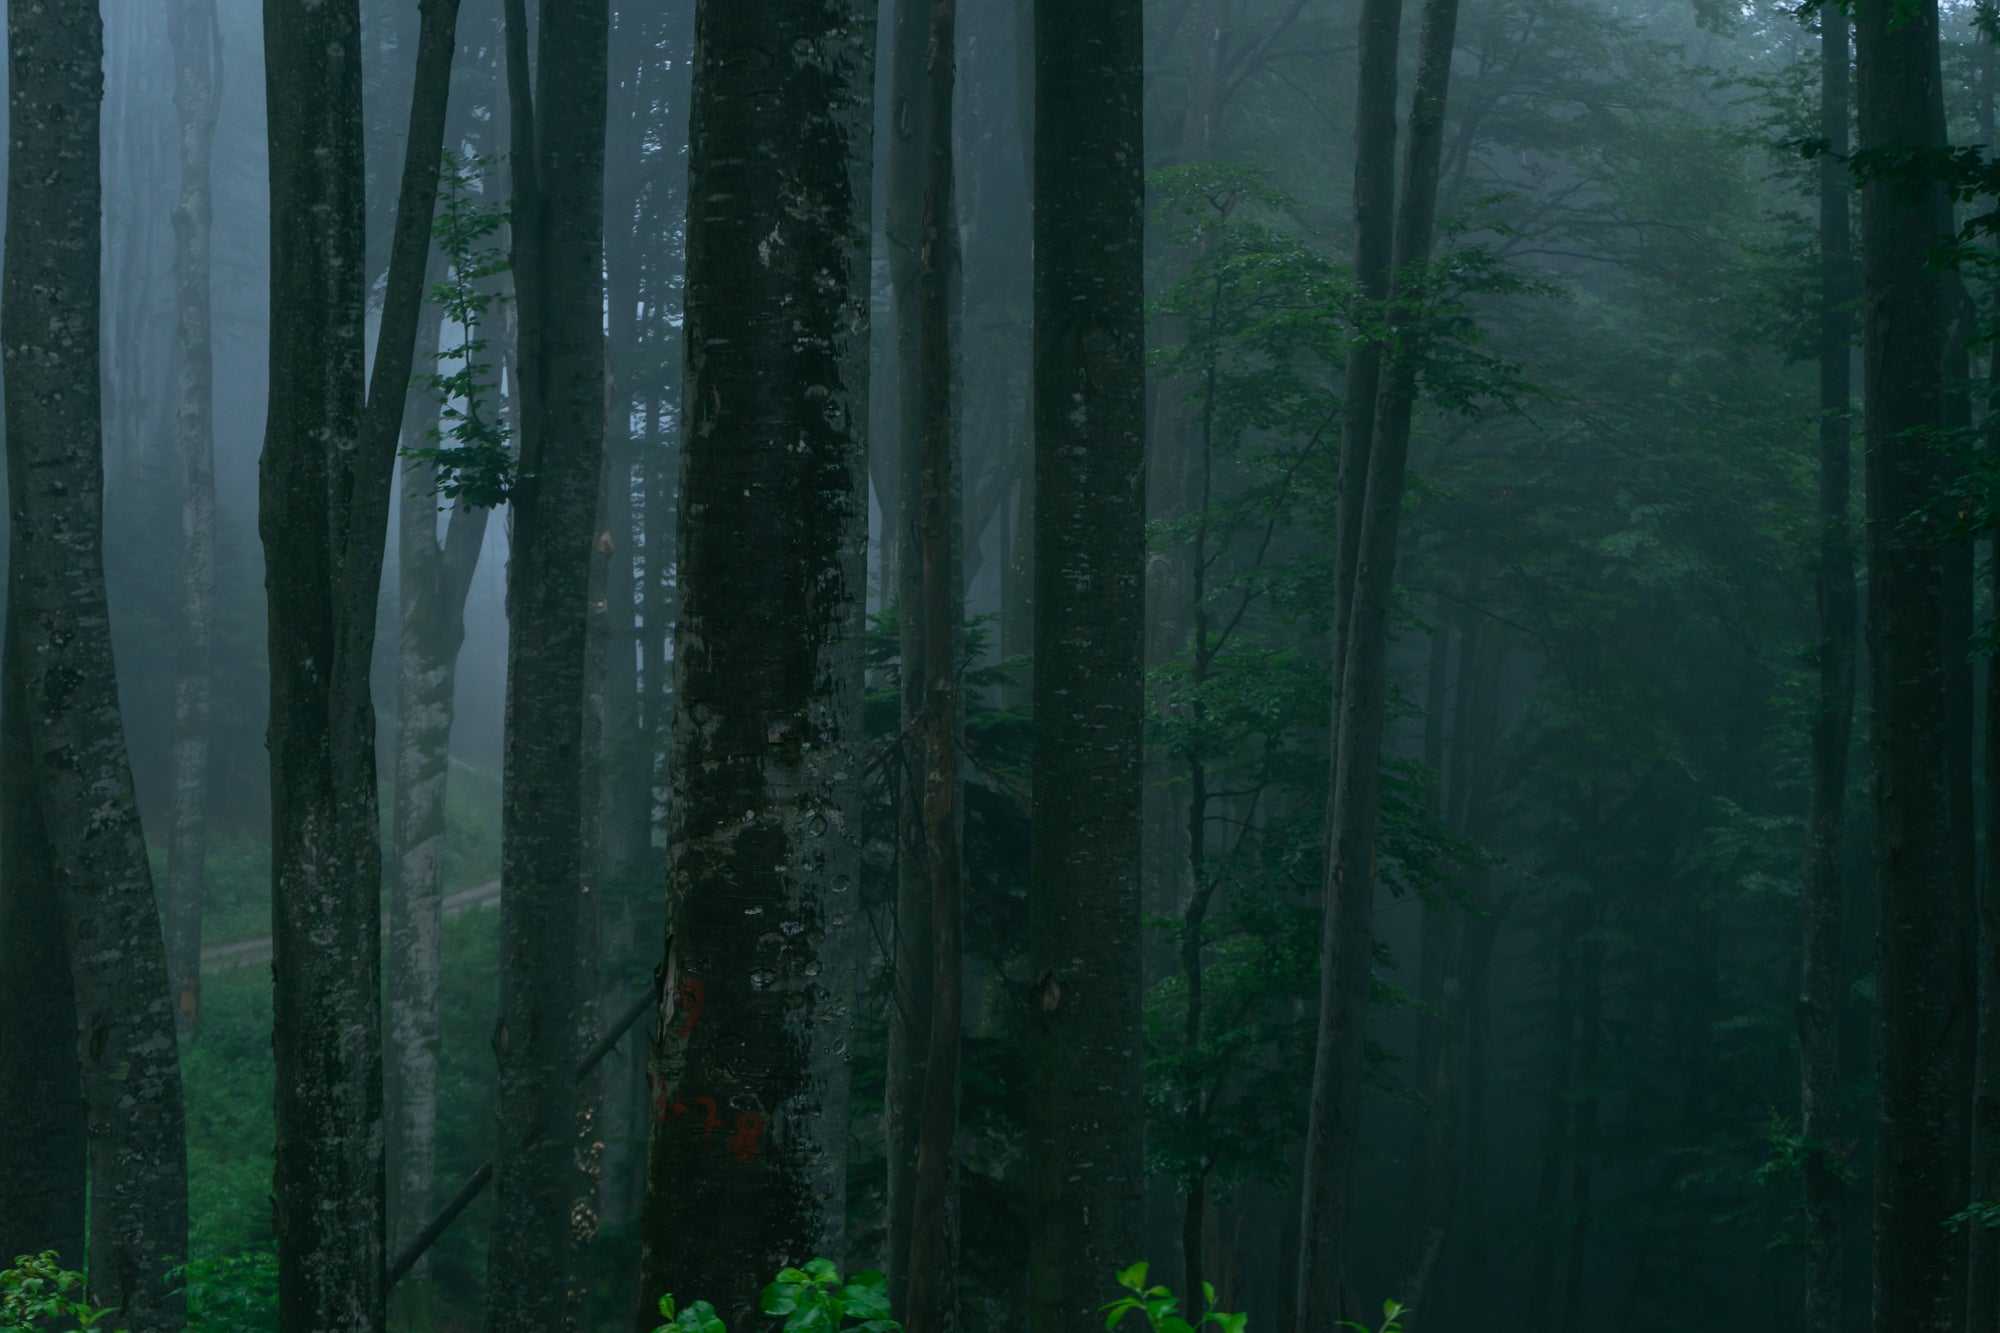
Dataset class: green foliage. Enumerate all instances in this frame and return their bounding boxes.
[174,1249,278,1332]
[652,1260,901,1333]
[1102,1262,1246,1333]
[404,149,514,508]
[0,1253,123,1332]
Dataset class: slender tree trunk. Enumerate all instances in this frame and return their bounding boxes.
[1027,0,1147,1328]
[0,584,86,1275]
[1297,0,1460,1317]
[1855,0,1952,1326]
[1558,918,1605,1333]
[1802,13,1855,1333]
[261,0,461,1322]
[630,0,875,1320]
[1975,33,2000,1324]
[904,7,964,1328]
[887,0,938,1301]
[4,5,190,1325]
[387,291,492,1330]
[164,0,220,1040]
[488,1,610,1326]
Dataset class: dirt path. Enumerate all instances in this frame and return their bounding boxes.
[197,878,502,975]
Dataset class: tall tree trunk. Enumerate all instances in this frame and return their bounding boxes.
[904,7,965,1329]
[1558,916,1605,1333]
[630,0,875,1320]
[488,0,610,1326]
[1027,0,1147,1328]
[1855,0,1952,1326]
[1975,31,2000,1325]
[164,0,220,1040]
[3,3,190,1325]
[261,0,460,1322]
[1297,0,1460,1317]
[1802,13,1856,1333]
[887,0,938,1302]
[0,585,86,1275]
[387,294,492,1330]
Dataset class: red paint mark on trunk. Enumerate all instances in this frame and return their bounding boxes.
[729,1112,766,1163]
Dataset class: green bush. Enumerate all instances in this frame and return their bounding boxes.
[0,1253,122,1332]
[654,1260,901,1333]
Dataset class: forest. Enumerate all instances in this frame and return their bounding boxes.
[0,0,1984,1329]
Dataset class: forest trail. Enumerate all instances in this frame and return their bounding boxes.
[197,879,502,974]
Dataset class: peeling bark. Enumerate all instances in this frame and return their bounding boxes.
[164,0,220,1041]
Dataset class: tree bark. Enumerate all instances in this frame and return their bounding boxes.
[261,0,460,1322]
[630,0,875,1321]
[1027,0,1148,1328]
[0,581,85,1276]
[1855,0,1952,1327]
[487,0,610,1327]
[4,3,191,1325]
[903,3,963,1330]
[164,0,220,1041]
[1801,13,1855,1333]
[1297,0,1460,1317]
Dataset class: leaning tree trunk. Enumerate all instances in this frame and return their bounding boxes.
[1026,0,1148,1328]
[630,0,874,1324]
[261,0,460,1323]
[1297,0,1460,1316]
[1855,0,1952,1328]
[164,0,220,1040]
[487,0,610,1327]
[4,2,190,1324]
[1800,11,1855,1333]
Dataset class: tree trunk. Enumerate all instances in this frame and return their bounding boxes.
[0,585,86,1275]
[904,0,965,1326]
[630,0,875,1320]
[1855,0,1952,1326]
[488,0,610,1326]
[1297,0,1460,1316]
[164,0,220,1041]
[4,4,190,1325]
[887,0,937,1303]
[261,0,460,1322]
[1027,0,1148,1327]
[387,293,491,1329]
[1802,13,1855,1333]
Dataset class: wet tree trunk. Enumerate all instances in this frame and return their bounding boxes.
[487,0,610,1326]
[3,4,190,1324]
[903,2,965,1332]
[1855,0,1952,1326]
[261,0,459,1322]
[630,0,875,1320]
[164,0,220,1040]
[1297,0,1460,1316]
[1026,0,1148,1327]
[1801,12,1855,1333]
[0,589,85,1275]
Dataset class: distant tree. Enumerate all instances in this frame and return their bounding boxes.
[1026,0,1148,1331]
[2,0,190,1324]
[631,0,875,1320]
[164,0,221,1040]
[259,0,460,1322]
[1298,0,1467,1314]
[1853,0,1953,1328]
